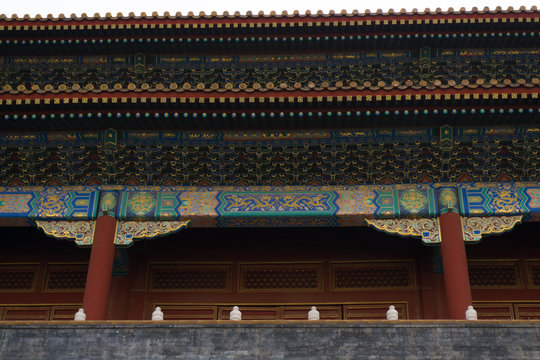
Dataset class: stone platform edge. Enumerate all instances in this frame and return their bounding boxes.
[2,319,540,328]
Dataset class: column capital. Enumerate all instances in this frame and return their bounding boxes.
[437,186,459,215]
[98,191,119,217]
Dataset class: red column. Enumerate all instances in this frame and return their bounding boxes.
[439,211,473,319]
[82,215,117,320]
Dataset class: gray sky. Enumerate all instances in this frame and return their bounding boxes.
[1,0,537,17]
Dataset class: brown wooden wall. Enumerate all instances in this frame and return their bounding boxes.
[1,223,540,320]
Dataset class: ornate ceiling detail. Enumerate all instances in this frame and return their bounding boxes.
[462,216,523,242]
[36,219,190,246]
[365,218,441,244]
[36,220,95,246]
[0,137,538,186]
[366,215,523,244]
[115,220,191,246]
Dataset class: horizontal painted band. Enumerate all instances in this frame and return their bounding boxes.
[0,183,538,226]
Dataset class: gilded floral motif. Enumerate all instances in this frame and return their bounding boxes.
[127,192,155,216]
[399,189,427,214]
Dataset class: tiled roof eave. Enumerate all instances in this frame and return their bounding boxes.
[0,6,538,27]
[0,85,538,105]
[1,81,538,96]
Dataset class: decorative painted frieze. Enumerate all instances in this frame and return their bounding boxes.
[459,184,539,216]
[0,183,538,226]
[0,190,98,220]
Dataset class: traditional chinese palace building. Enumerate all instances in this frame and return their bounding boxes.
[0,7,539,329]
